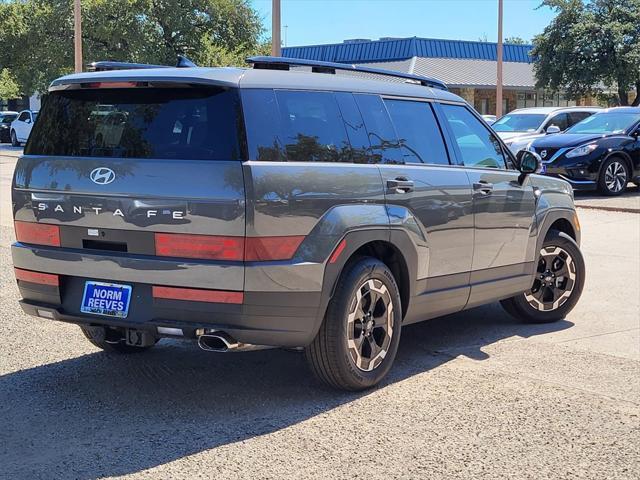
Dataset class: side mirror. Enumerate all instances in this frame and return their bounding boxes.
[25,118,31,124]
[546,125,561,134]
[516,150,542,175]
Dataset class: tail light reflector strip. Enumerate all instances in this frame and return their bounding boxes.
[14,268,60,286]
[152,286,243,304]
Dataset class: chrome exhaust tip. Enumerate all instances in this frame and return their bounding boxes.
[196,330,272,353]
[197,332,236,352]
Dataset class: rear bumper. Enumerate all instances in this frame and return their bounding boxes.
[12,242,325,347]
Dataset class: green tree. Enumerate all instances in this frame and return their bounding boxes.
[504,36,528,45]
[532,0,640,106]
[0,68,22,99]
[0,0,267,95]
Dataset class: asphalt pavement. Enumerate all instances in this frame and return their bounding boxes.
[1,146,639,479]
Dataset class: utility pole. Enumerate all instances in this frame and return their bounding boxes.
[496,0,504,117]
[74,0,82,73]
[272,0,281,56]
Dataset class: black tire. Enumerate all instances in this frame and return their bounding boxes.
[10,130,20,147]
[597,156,629,196]
[80,325,156,353]
[501,230,585,323]
[305,257,402,391]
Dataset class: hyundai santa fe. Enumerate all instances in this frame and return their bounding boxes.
[11,56,585,390]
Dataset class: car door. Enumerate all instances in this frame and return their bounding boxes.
[352,94,475,321]
[14,112,28,141]
[438,103,537,308]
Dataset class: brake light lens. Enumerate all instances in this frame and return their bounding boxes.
[244,236,305,261]
[14,268,59,286]
[152,286,243,304]
[154,233,304,261]
[155,233,244,261]
[14,221,61,247]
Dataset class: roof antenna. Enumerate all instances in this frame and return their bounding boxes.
[177,55,197,68]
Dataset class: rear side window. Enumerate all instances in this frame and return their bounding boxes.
[547,113,568,131]
[383,99,450,165]
[568,111,593,127]
[354,94,403,164]
[275,90,350,162]
[26,87,243,160]
[441,104,506,169]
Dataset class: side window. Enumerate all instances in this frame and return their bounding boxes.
[441,104,506,169]
[18,112,29,122]
[547,113,568,131]
[335,92,371,164]
[568,111,592,127]
[274,90,350,162]
[242,89,286,161]
[383,99,450,165]
[354,94,404,164]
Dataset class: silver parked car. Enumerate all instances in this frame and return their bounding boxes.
[493,107,601,152]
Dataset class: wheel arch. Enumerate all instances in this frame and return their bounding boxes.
[311,228,419,344]
[601,150,633,177]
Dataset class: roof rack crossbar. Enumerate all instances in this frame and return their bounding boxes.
[246,56,448,90]
[88,55,197,72]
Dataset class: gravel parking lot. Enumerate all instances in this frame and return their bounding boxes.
[1,146,639,479]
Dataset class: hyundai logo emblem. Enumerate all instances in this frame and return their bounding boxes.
[540,150,548,159]
[90,167,116,185]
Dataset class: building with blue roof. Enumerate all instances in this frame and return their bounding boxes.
[283,37,583,116]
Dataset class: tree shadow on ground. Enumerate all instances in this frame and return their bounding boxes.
[0,302,572,479]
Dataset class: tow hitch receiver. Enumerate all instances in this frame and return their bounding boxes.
[126,329,156,347]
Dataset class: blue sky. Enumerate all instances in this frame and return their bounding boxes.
[250,0,556,46]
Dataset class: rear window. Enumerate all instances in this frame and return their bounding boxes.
[26,87,243,160]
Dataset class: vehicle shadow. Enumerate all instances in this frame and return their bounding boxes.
[573,183,639,200]
[0,302,572,479]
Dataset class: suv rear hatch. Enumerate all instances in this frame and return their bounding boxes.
[12,81,247,321]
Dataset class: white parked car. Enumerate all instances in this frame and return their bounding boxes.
[482,114,497,125]
[10,110,39,146]
[492,107,601,152]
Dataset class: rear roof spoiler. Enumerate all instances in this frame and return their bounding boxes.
[246,56,448,91]
[88,55,197,72]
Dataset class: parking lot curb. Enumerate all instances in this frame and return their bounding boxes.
[576,204,640,214]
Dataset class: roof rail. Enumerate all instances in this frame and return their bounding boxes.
[246,56,448,91]
[88,55,198,72]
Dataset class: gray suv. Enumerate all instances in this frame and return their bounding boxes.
[11,57,585,390]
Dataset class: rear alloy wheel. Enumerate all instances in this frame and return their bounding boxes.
[598,157,629,196]
[10,130,20,147]
[305,257,402,391]
[501,230,585,323]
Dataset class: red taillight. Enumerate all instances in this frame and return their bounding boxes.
[244,236,305,261]
[14,268,59,286]
[152,286,243,304]
[155,233,244,261]
[154,233,304,261]
[14,221,61,247]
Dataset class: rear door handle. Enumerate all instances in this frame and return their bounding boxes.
[387,178,414,193]
[473,181,494,195]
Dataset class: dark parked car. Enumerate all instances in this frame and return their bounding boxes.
[11,57,585,390]
[0,111,18,143]
[529,107,640,195]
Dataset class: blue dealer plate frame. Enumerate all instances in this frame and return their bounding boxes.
[81,281,132,318]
